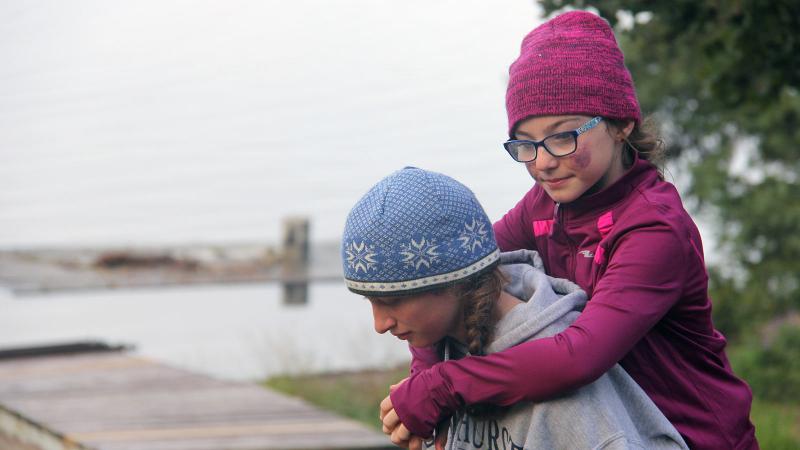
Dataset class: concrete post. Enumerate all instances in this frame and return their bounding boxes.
[281,217,309,305]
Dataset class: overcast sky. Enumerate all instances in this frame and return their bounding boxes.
[0,1,549,247]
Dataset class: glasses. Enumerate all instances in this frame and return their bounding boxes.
[503,116,604,163]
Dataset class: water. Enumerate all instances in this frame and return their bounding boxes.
[0,282,408,381]
[0,1,546,380]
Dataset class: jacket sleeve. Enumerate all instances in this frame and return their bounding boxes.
[493,189,538,252]
[408,345,439,376]
[390,226,690,437]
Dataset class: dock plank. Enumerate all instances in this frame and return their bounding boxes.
[0,353,393,450]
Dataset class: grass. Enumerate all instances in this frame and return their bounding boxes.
[263,365,408,430]
[726,337,800,449]
[264,366,800,448]
[749,398,800,449]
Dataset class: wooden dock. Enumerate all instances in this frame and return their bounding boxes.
[0,351,393,450]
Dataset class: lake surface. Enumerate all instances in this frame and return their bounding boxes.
[0,282,409,381]
[0,1,543,380]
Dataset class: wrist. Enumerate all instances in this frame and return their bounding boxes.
[390,364,460,438]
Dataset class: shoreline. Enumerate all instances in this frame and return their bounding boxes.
[0,241,342,296]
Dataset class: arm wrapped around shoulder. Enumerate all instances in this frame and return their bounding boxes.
[390,227,690,437]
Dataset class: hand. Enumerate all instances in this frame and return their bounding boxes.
[381,377,408,414]
[434,420,449,450]
[380,377,408,434]
[380,376,447,449]
[380,402,406,439]
[380,402,449,449]
[399,421,449,450]
[379,377,415,447]
[408,435,425,450]
[389,422,412,447]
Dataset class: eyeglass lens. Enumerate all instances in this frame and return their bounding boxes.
[510,132,576,162]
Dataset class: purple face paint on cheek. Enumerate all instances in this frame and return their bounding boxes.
[570,145,592,170]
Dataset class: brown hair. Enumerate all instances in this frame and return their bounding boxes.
[605,117,667,173]
[450,266,505,356]
[447,266,506,418]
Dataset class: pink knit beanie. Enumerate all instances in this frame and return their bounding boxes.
[506,10,641,136]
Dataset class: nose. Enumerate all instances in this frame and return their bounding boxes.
[372,303,396,334]
[533,147,559,171]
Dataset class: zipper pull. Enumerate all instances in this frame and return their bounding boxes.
[552,202,569,242]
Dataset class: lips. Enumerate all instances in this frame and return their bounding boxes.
[392,331,411,340]
[541,175,572,187]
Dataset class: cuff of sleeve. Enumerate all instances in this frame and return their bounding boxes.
[390,364,461,438]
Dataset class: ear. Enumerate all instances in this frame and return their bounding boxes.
[619,121,635,141]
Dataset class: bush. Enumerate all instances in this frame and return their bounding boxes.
[729,322,800,403]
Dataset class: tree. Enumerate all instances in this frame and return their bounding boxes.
[538,0,800,338]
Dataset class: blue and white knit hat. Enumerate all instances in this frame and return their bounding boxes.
[341,167,500,296]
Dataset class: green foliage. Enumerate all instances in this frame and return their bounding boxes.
[539,0,800,338]
[728,324,800,403]
[748,398,800,450]
[727,324,800,447]
[264,366,408,429]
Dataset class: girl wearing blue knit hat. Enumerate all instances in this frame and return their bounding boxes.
[341,167,688,450]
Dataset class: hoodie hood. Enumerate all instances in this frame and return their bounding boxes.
[487,249,587,354]
[442,250,688,450]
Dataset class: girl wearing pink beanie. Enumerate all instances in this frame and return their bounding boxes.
[381,10,758,450]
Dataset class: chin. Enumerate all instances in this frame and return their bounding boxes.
[407,338,426,347]
[408,336,437,348]
[544,189,580,204]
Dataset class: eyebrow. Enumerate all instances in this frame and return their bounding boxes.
[516,116,583,140]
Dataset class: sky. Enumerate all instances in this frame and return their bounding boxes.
[0,1,549,247]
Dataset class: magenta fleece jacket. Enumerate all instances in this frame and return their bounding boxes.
[391,159,758,450]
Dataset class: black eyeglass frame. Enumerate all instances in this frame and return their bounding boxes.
[503,116,604,163]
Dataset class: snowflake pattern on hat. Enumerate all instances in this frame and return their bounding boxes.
[400,237,440,270]
[458,218,490,253]
[344,240,379,274]
[341,167,499,296]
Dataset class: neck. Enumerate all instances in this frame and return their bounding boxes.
[584,146,627,197]
[449,289,523,350]
[495,290,523,318]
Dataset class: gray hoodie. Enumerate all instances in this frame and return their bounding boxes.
[444,250,688,450]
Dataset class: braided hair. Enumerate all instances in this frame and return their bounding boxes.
[449,266,506,418]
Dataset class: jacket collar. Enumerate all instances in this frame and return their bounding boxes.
[560,155,659,219]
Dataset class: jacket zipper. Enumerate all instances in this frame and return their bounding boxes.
[555,203,578,280]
